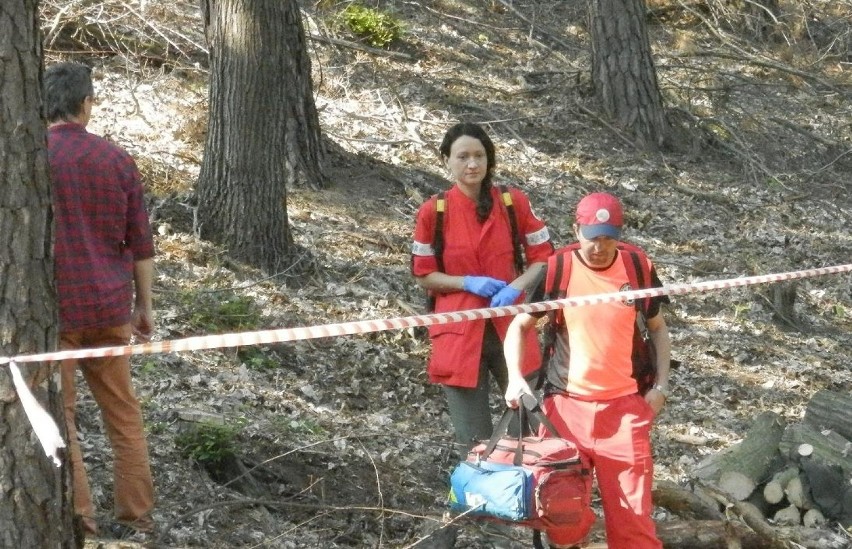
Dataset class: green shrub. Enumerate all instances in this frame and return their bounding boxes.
[178,289,261,333]
[176,422,239,467]
[340,3,403,48]
[237,346,279,371]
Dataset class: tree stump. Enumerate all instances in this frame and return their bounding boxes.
[770,281,799,327]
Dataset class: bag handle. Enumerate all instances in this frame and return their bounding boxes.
[519,393,561,438]
[480,394,562,466]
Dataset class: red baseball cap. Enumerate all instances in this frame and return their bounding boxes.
[575,192,623,240]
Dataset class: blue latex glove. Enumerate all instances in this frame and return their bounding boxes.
[490,285,521,307]
[462,276,507,298]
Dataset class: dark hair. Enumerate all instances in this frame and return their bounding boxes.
[44,62,94,122]
[439,122,496,223]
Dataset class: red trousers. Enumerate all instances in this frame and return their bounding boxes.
[542,392,661,549]
[60,324,155,534]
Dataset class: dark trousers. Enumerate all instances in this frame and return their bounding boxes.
[442,321,537,451]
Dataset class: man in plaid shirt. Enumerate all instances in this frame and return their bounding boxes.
[45,62,156,540]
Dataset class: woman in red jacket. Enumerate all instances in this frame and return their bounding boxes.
[411,122,553,449]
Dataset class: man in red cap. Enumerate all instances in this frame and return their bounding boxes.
[503,192,671,548]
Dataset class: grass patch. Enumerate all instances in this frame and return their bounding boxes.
[176,289,262,334]
[237,346,281,371]
[176,421,240,468]
[338,2,404,48]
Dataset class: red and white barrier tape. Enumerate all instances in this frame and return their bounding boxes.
[2,263,851,366]
[3,262,851,466]
[8,362,65,467]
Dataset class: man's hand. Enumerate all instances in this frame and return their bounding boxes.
[645,387,667,415]
[131,307,154,343]
[462,276,507,298]
[490,286,521,307]
[504,377,534,409]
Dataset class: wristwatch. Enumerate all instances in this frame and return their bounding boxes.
[653,384,670,398]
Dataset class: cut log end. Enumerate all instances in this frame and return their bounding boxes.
[763,480,785,505]
[797,443,814,457]
[802,508,826,528]
[772,503,801,526]
[719,470,756,501]
[784,475,813,510]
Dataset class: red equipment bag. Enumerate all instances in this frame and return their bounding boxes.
[448,395,595,547]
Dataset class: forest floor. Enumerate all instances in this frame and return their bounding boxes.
[40,0,851,548]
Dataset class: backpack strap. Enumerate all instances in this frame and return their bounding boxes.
[621,248,653,342]
[544,251,565,301]
[535,248,576,390]
[622,249,652,316]
[497,185,526,275]
[620,249,660,394]
[433,186,525,276]
[422,193,447,312]
[433,192,446,273]
[546,245,580,322]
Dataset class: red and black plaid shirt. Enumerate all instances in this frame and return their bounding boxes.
[48,122,154,331]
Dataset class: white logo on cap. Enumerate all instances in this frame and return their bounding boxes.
[595,208,611,222]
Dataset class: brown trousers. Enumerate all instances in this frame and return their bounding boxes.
[60,324,155,534]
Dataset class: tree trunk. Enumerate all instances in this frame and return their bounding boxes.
[197,0,327,274]
[0,1,77,545]
[589,0,669,150]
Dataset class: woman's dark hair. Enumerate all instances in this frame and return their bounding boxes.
[44,62,94,122]
[439,122,496,223]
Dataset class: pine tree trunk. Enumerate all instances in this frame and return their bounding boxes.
[197,0,327,274]
[0,0,77,545]
[589,0,669,150]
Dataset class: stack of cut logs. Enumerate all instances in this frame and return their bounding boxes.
[651,389,852,548]
[760,459,826,528]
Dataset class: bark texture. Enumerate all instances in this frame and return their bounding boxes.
[197,0,327,274]
[589,0,668,150]
[803,389,852,441]
[0,0,76,545]
[693,411,786,484]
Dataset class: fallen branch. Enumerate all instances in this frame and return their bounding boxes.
[653,479,723,520]
[670,22,842,93]
[697,117,789,188]
[699,482,789,548]
[491,0,581,53]
[655,519,768,548]
[769,117,837,148]
[308,33,414,61]
[154,496,440,546]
